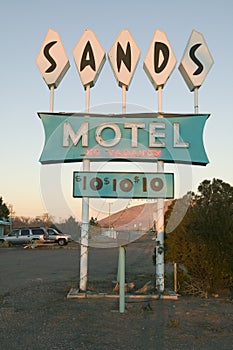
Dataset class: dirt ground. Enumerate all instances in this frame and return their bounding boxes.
[0,235,232,350]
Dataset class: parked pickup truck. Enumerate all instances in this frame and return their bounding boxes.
[0,227,48,246]
[46,228,71,246]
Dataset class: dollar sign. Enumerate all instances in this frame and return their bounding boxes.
[104,177,110,185]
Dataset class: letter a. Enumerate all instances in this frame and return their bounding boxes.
[80,41,96,72]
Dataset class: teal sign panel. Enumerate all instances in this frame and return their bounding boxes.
[38,112,210,165]
[73,172,174,199]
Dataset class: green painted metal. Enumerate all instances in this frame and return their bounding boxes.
[38,112,210,165]
[73,172,174,199]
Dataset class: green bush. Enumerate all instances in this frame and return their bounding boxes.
[164,179,233,296]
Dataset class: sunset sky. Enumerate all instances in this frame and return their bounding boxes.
[0,0,232,221]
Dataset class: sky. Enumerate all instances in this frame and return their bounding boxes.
[0,0,233,221]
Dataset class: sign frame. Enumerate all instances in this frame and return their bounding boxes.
[73,29,106,88]
[108,29,140,89]
[178,30,214,91]
[143,29,177,90]
[36,28,70,88]
[39,112,210,166]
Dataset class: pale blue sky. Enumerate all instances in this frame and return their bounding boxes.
[0,0,232,219]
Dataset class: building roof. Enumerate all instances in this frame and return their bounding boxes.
[0,220,10,226]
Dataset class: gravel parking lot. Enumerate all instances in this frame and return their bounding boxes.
[0,239,232,350]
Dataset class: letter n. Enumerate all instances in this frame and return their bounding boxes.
[117,42,131,72]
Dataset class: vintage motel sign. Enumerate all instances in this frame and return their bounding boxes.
[73,172,174,199]
[108,29,140,89]
[179,30,214,91]
[38,112,209,165]
[143,29,177,90]
[36,28,70,88]
[73,29,106,88]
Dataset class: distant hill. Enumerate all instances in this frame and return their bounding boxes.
[98,200,173,231]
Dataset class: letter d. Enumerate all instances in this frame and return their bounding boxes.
[154,42,169,73]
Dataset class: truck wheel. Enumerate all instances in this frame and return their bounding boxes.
[58,239,66,246]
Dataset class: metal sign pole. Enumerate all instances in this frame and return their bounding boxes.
[156,85,165,294]
[79,84,90,292]
[194,87,199,114]
[108,31,140,311]
[122,84,127,114]
[49,85,55,112]
[119,83,127,313]
[119,246,125,313]
[72,30,106,292]
[143,30,177,295]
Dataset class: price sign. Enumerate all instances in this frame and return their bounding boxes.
[73,172,174,199]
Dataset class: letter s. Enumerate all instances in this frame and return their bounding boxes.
[43,41,57,73]
[189,43,203,75]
